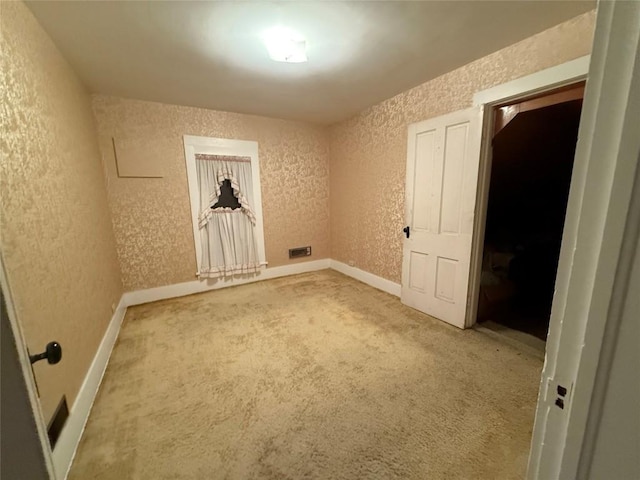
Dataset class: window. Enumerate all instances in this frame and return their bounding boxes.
[183,136,267,278]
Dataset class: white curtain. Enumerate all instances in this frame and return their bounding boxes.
[196,154,265,278]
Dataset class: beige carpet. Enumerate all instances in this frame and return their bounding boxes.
[69,270,542,479]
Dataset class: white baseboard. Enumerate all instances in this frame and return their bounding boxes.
[122,258,401,308]
[51,296,127,480]
[329,260,401,297]
[122,258,331,307]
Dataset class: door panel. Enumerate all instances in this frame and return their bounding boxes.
[412,130,438,232]
[440,123,469,235]
[435,256,457,302]
[402,107,483,328]
[409,252,429,292]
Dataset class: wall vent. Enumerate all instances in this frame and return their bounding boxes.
[48,395,69,449]
[289,246,311,258]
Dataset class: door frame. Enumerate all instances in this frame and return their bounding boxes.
[0,253,57,479]
[466,55,590,328]
[526,2,640,477]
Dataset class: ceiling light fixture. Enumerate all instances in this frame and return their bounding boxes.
[262,26,307,63]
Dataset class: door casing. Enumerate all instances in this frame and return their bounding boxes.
[466,56,590,328]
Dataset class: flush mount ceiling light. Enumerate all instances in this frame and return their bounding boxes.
[262,26,307,63]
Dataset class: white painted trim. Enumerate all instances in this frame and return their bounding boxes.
[182,135,267,277]
[51,296,127,480]
[329,260,401,298]
[473,55,590,106]
[528,2,640,478]
[122,259,402,308]
[123,259,331,306]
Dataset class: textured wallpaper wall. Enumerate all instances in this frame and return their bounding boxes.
[92,96,330,291]
[329,11,596,284]
[0,2,123,421]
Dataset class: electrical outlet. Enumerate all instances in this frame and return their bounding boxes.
[111,303,116,313]
[348,260,355,267]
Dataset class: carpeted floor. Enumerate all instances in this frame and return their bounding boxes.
[69,270,543,479]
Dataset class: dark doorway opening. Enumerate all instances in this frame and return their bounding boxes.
[477,86,584,341]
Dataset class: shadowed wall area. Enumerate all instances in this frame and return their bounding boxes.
[70,271,542,479]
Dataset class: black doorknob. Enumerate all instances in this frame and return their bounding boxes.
[403,226,410,238]
[30,342,62,365]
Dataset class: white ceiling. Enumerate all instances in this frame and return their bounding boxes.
[26,1,594,125]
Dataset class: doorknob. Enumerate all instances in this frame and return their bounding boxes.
[29,341,62,365]
[403,226,410,238]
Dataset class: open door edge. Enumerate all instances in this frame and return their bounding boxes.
[466,105,494,328]
[0,254,57,478]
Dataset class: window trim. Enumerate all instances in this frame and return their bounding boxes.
[183,135,267,278]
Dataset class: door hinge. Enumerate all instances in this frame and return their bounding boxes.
[547,377,573,410]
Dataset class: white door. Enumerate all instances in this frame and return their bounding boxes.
[401,107,483,328]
